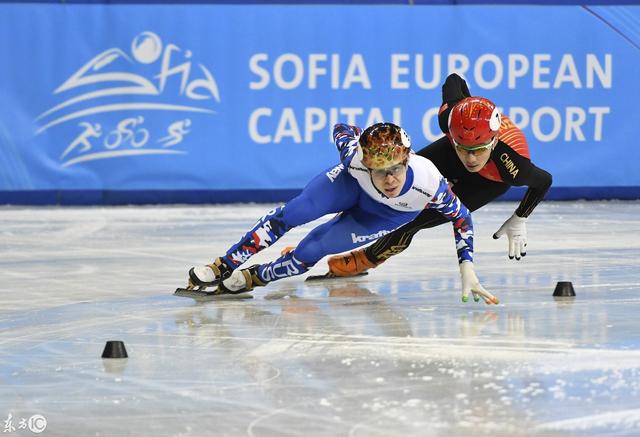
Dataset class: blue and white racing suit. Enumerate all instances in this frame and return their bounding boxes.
[221,124,474,284]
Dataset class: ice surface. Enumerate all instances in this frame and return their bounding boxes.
[1,201,639,436]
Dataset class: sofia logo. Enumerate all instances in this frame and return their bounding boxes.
[35,31,220,167]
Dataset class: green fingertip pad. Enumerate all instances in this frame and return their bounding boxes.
[462,295,469,303]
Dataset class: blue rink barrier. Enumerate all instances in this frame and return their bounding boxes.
[1,3,639,204]
[1,187,639,206]
[0,189,302,205]
[5,1,639,4]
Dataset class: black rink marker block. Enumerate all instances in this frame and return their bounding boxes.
[101,340,128,359]
[553,281,576,297]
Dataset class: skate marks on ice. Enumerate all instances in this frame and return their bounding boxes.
[2,296,639,436]
[242,328,640,436]
[1,202,640,436]
[535,408,640,433]
[177,283,640,437]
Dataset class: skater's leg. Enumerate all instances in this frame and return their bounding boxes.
[218,207,416,293]
[188,164,359,288]
[222,164,359,268]
[217,250,309,294]
[328,175,509,276]
[294,206,415,266]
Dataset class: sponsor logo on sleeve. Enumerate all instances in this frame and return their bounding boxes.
[325,164,344,182]
[500,153,519,179]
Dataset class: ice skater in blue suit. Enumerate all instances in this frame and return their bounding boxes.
[187,122,498,304]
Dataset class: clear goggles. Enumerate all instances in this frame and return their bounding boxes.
[452,136,497,152]
[368,162,407,179]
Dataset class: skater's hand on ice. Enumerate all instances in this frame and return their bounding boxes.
[493,213,527,260]
[459,261,499,305]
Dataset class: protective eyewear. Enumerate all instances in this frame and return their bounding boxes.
[368,163,407,179]
[453,136,497,152]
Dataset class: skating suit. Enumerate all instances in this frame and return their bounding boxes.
[220,124,475,284]
[365,76,552,263]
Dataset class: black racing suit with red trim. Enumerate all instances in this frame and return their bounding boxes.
[363,73,553,264]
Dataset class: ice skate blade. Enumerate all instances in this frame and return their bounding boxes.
[305,272,368,282]
[174,288,253,300]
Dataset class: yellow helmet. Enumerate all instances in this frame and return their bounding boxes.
[359,122,411,169]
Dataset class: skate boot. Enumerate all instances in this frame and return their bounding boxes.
[216,264,268,295]
[328,249,379,277]
[187,257,232,290]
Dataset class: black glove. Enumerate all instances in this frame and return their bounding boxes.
[442,73,471,106]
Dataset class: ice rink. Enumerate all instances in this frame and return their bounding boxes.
[1,201,639,436]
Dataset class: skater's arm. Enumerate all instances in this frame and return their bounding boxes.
[515,165,552,218]
[428,178,474,264]
[493,139,553,218]
[492,158,552,260]
[429,179,499,304]
[438,74,472,134]
[333,123,362,164]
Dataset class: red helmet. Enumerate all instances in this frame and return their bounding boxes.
[448,97,501,149]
